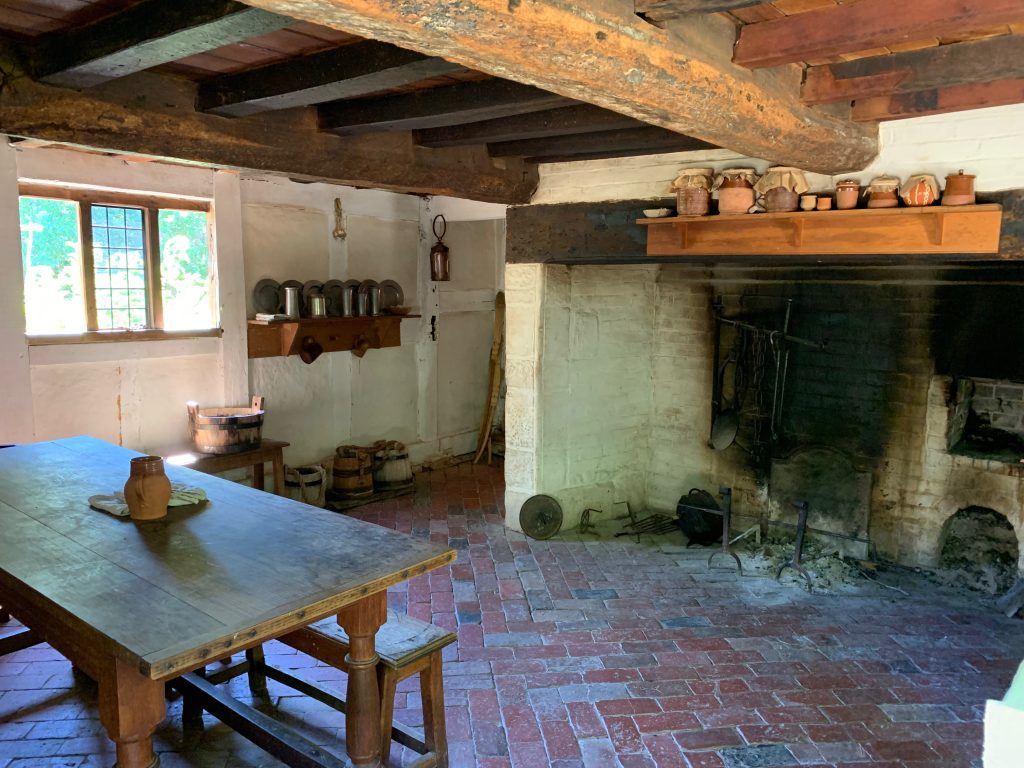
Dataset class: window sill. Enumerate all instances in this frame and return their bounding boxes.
[26,328,224,346]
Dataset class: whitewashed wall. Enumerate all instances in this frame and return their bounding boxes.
[0,139,506,472]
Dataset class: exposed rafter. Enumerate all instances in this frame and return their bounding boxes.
[802,35,1024,105]
[414,105,644,148]
[734,0,1024,69]
[318,79,572,135]
[488,127,714,159]
[851,78,1024,122]
[197,41,467,117]
[237,0,878,173]
[27,0,293,89]
[0,67,538,204]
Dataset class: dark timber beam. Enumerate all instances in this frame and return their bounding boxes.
[197,41,467,117]
[488,127,715,159]
[735,0,1024,70]
[851,78,1024,122]
[635,0,762,22]
[318,79,572,135]
[802,35,1024,105]
[0,67,537,204]
[237,0,878,174]
[415,105,644,148]
[28,0,293,89]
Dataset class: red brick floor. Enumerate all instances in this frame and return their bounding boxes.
[0,460,1021,767]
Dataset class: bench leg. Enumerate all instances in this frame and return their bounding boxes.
[245,645,269,699]
[182,666,207,735]
[420,653,448,768]
[0,605,10,624]
[378,665,398,767]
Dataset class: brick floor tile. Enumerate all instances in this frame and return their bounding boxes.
[565,701,608,740]
[540,719,582,761]
[674,727,745,751]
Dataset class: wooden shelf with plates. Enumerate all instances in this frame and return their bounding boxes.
[247,315,419,360]
[637,204,1003,257]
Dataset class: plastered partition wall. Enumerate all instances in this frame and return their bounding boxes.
[1,139,507,472]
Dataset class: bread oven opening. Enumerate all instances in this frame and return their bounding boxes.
[947,377,1024,462]
[939,506,1020,593]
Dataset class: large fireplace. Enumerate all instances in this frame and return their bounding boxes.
[502,198,1024,585]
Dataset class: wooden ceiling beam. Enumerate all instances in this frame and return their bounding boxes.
[488,126,714,158]
[802,35,1024,105]
[27,0,293,89]
[0,66,538,204]
[319,79,572,135]
[237,0,878,174]
[734,0,1024,69]
[635,0,763,23]
[414,105,644,148]
[851,78,1024,122]
[197,41,467,117]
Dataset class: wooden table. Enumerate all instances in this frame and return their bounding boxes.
[163,439,289,496]
[0,437,455,768]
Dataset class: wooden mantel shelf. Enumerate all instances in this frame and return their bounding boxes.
[247,316,418,359]
[638,204,1003,257]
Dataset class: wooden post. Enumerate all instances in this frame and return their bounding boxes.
[337,591,388,768]
[97,657,166,768]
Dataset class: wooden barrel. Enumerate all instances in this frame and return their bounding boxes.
[372,440,413,490]
[333,445,374,498]
[187,397,264,455]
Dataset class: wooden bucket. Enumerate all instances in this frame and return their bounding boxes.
[333,445,374,498]
[187,396,264,455]
[284,464,328,507]
[372,440,413,490]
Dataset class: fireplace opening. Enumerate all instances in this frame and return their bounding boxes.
[938,506,1020,594]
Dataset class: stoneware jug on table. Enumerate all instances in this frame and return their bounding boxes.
[123,455,172,521]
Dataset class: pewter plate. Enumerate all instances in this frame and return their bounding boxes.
[379,279,404,309]
[252,278,280,314]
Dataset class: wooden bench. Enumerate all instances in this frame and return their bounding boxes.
[186,612,455,768]
[278,613,455,768]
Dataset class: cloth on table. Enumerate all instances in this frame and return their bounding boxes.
[89,483,208,517]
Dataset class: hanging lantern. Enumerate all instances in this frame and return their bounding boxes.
[430,214,450,281]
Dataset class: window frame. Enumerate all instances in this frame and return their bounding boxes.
[18,183,220,344]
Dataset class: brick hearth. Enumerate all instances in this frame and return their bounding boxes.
[0,461,1020,767]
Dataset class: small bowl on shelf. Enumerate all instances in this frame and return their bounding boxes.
[642,208,673,218]
[385,306,413,316]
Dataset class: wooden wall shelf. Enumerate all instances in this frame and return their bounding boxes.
[638,204,1003,257]
[247,316,417,360]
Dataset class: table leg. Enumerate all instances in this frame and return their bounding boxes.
[337,591,387,768]
[252,461,266,493]
[271,452,285,496]
[98,657,166,768]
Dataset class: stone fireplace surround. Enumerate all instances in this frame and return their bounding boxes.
[503,259,1024,576]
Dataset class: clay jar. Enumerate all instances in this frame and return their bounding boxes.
[835,180,860,210]
[764,187,799,213]
[716,175,757,217]
[942,170,976,206]
[124,456,172,521]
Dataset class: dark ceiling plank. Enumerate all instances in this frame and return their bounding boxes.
[27,0,294,88]
[239,0,877,174]
[802,34,1024,105]
[414,105,644,148]
[488,126,715,158]
[851,77,1024,121]
[0,65,538,204]
[197,41,466,117]
[318,79,572,135]
[734,0,1024,69]
[635,0,763,22]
